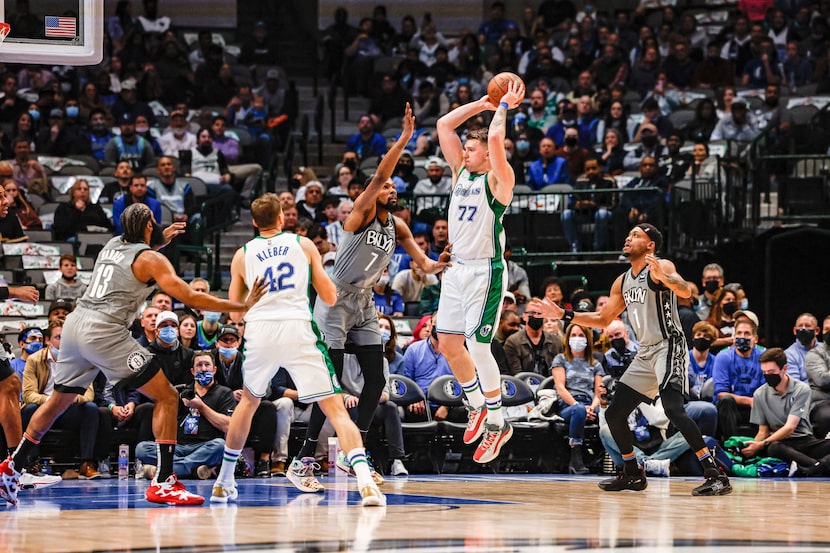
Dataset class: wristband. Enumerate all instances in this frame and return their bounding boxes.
[562,309,574,326]
[499,101,509,110]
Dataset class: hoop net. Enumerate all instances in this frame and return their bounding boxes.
[0,23,9,44]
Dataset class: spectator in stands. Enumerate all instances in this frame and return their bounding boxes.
[0,180,43,230]
[545,101,576,147]
[210,115,240,164]
[623,123,665,171]
[713,318,765,439]
[177,312,198,351]
[52,178,113,242]
[696,263,724,321]
[597,128,625,175]
[412,79,449,124]
[706,287,739,351]
[551,323,603,473]
[148,156,195,223]
[562,157,615,252]
[112,174,163,235]
[785,313,819,384]
[742,37,782,88]
[782,40,813,88]
[742,347,830,476]
[85,108,114,164]
[111,78,156,127]
[478,1,517,45]
[711,100,758,141]
[685,99,719,143]
[159,109,196,158]
[403,320,457,420]
[504,302,563,376]
[689,321,719,400]
[429,218,449,257]
[188,30,217,73]
[22,320,101,480]
[281,203,299,233]
[526,88,557,134]
[374,313,405,377]
[805,315,830,439]
[325,199,352,248]
[526,137,570,190]
[0,75,28,124]
[346,114,386,160]
[47,298,73,324]
[664,40,697,90]
[413,156,452,202]
[553,127,590,182]
[135,305,160,347]
[35,108,72,157]
[0,178,25,242]
[136,351,234,480]
[603,319,638,377]
[693,43,735,90]
[147,310,194,387]
[612,156,668,245]
[196,308,222,349]
[135,115,162,157]
[373,267,404,317]
[239,20,277,69]
[294,181,326,223]
[45,254,87,301]
[9,137,47,197]
[541,276,570,311]
[392,151,418,193]
[662,133,694,183]
[344,17,382,97]
[12,327,43,383]
[185,128,234,196]
[721,16,752,75]
[104,113,156,171]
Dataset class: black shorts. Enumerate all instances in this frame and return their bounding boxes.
[0,358,14,382]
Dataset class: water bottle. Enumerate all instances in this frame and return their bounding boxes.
[118,444,129,480]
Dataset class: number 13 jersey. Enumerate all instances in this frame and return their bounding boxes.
[449,168,509,261]
[244,233,311,322]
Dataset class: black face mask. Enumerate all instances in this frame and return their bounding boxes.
[722,302,738,317]
[704,280,720,294]
[198,143,212,155]
[764,373,782,388]
[610,337,627,354]
[796,328,816,346]
[641,135,658,148]
[765,97,779,108]
[564,136,578,148]
[150,222,166,247]
[692,337,712,352]
[527,316,544,331]
[823,332,830,344]
[735,337,752,353]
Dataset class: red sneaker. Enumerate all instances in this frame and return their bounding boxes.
[463,404,487,444]
[0,456,20,506]
[473,422,513,464]
[145,474,205,505]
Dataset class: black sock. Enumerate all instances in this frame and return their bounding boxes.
[298,438,318,460]
[11,437,39,470]
[623,458,640,475]
[157,442,175,481]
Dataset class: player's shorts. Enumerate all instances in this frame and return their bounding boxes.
[0,358,13,382]
[54,308,155,395]
[436,258,506,343]
[313,288,379,349]
[619,334,689,400]
[243,319,341,402]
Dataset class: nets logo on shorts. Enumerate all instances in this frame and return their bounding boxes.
[127,351,149,373]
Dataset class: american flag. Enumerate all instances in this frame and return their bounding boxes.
[44,16,76,38]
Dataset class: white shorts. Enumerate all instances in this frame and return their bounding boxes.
[436,258,506,343]
[242,319,340,402]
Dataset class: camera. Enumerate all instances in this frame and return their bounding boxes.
[179,388,195,401]
[608,349,634,379]
[600,375,618,403]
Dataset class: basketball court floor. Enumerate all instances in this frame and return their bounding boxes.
[2,473,830,552]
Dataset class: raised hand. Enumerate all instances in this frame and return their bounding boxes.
[501,79,526,110]
[401,102,415,141]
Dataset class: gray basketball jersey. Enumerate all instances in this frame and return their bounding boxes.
[620,267,685,347]
[76,237,155,325]
[331,215,396,290]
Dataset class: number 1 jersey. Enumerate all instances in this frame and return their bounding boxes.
[449,168,508,261]
[243,233,311,323]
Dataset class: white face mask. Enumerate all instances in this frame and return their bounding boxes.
[569,336,588,353]
[376,275,389,288]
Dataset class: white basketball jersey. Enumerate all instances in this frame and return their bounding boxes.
[448,168,509,260]
[243,233,311,323]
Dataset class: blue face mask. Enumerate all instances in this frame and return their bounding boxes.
[739,299,748,310]
[65,105,79,119]
[735,337,752,353]
[203,312,221,324]
[218,346,237,358]
[24,342,43,354]
[194,371,213,386]
[158,326,178,344]
[51,346,60,358]
[516,139,530,153]
[28,109,40,121]
[380,329,391,345]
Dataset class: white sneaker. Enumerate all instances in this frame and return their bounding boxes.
[210,482,238,504]
[390,459,409,476]
[644,458,671,477]
[19,470,61,490]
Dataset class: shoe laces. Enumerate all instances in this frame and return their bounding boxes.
[465,406,483,430]
[479,424,501,449]
[295,459,321,476]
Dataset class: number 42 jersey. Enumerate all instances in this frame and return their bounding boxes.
[243,233,312,323]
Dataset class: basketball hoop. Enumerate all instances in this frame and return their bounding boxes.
[0,23,10,45]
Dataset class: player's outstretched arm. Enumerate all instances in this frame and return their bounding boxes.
[301,237,336,306]
[487,81,523,206]
[528,275,626,330]
[395,217,452,274]
[227,248,248,323]
[646,255,692,298]
[436,96,491,174]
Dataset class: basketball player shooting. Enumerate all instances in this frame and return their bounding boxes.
[435,77,524,463]
[529,224,732,496]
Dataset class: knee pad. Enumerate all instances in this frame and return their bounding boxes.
[466,338,501,392]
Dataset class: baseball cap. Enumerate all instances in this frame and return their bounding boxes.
[503,291,516,304]
[400,151,414,161]
[155,310,179,327]
[733,309,759,328]
[49,108,64,118]
[120,112,136,125]
[265,68,280,80]
[305,180,323,191]
[170,109,185,119]
[561,102,576,113]
[322,252,337,265]
[48,298,73,315]
[120,79,137,91]
[426,156,445,168]
[218,324,240,340]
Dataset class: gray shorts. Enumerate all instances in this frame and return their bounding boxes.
[619,335,689,400]
[53,308,154,394]
[313,288,379,349]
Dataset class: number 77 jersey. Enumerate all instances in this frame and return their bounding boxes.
[244,233,313,322]
[449,168,509,261]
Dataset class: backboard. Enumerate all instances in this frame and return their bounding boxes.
[1,0,103,65]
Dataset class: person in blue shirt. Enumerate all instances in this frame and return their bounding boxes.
[713,318,765,439]
[477,2,517,46]
[346,115,387,160]
[689,321,719,400]
[525,137,570,190]
[372,268,404,316]
[784,313,819,384]
[403,321,453,413]
[112,174,163,234]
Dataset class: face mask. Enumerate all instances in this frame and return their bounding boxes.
[51,346,60,358]
[610,337,627,354]
[325,265,335,275]
[796,328,815,346]
[136,125,150,134]
[376,275,389,288]
[24,342,43,354]
[527,316,544,331]
[158,326,178,344]
[150,222,165,247]
[218,346,238,358]
[561,118,576,127]
[173,127,186,137]
[564,136,578,148]
[764,373,782,388]
[203,311,221,324]
[194,370,213,386]
[28,109,40,121]
[735,337,752,353]
[704,280,720,294]
[65,106,79,119]
[641,135,658,148]
[692,337,712,352]
[722,302,738,317]
[569,336,588,352]
[739,299,748,310]
[122,128,135,139]
[92,122,107,132]
[380,329,391,345]
[516,139,530,153]
[765,97,778,108]
[198,143,212,155]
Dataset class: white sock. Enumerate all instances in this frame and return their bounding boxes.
[485,396,504,427]
[347,447,374,489]
[216,446,241,486]
[460,376,485,409]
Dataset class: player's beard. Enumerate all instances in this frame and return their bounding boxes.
[377,198,397,212]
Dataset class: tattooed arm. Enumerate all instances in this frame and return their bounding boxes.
[646,254,692,298]
[487,80,524,205]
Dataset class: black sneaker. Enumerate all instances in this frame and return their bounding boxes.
[255,459,271,479]
[692,470,732,496]
[598,468,648,492]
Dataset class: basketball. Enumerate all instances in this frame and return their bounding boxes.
[487,72,525,109]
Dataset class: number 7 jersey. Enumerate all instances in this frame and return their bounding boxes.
[243,232,312,322]
[449,168,509,261]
